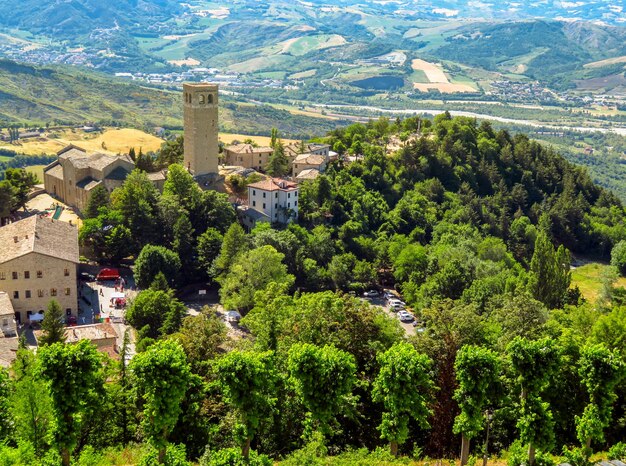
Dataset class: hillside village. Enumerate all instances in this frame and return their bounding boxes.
[2,78,626,466]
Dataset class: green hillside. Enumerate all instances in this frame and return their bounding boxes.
[0,59,349,138]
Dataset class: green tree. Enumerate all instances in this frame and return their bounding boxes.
[125,288,186,340]
[213,223,249,278]
[0,180,15,220]
[173,213,196,284]
[38,299,66,346]
[575,344,624,450]
[270,128,278,149]
[507,337,559,466]
[219,245,294,312]
[131,339,192,464]
[84,184,110,219]
[529,230,571,309]
[288,343,356,438]
[197,228,223,280]
[610,240,626,276]
[266,141,289,177]
[111,169,161,252]
[453,345,501,465]
[0,367,11,442]
[216,351,276,459]
[156,135,184,169]
[4,168,37,212]
[37,340,104,466]
[134,244,181,289]
[372,342,434,456]
[10,347,53,456]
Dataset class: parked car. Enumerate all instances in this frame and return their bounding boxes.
[389,302,405,312]
[388,298,406,307]
[397,311,415,322]
[363,290,379,298]
[226,310,242,323]
[79,272,95,281]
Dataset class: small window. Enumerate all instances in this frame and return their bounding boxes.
[37,271,42,278]
[24,271,30,279]
[65,288,71,296]
[13,291,19,299]
[66,309,71,316]
[50,288,57,297]
[208,94,213,104]
[0,272,5,280]
[275,193,278,199]
[25,290,31,298]
[38,290,44,298]
[295,191,298,197]
[275,203,278,209]
[263,192,266,198]
[12,272,18,280]
[252,201,256,207]
[2,318,7,327]
[295,200,298,206]
[288,193,291,198]
[252,190,256,196]
[288,202,291,208]
[64,269,70,277]
[199,94,205,104]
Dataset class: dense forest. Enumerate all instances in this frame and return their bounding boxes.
[2,115,626,466]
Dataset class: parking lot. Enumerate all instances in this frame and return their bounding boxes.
[361,289,421,336]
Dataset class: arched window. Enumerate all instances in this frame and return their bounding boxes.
[208,94,213,104]
[199,94,205,104]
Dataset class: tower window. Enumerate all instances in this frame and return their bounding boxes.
[199,94,205,104]
[208,94,213,104]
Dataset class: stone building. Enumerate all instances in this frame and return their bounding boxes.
[292,153,328,178]
[183,82,220,176]
[223,143,273,171]
[43,145,134,212]
[0,292,17,337]
[0,216,79,324]
[284,143,330,161]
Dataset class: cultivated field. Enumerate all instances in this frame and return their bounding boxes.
[411,58,476,93]
[0,128,165,156]
[584,55,626,68]
[168,57,201,66]
[289,69,317,79]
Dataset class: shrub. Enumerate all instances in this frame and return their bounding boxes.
[610,241,626,276]
[200,448,272,466]
[506,440,556,466]
[139,444,191,466]
[609,442,626,461]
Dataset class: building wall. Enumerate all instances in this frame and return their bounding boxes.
[248,187,299,223]
[293,159,327,177]
[224,149,272,170]
[183,83,219,176]
[0,253,77,323]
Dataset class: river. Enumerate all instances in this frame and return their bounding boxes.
[311,103,626,136]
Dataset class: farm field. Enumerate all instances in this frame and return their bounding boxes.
[570,262,626,303]
[584,55,626,68]
[0,128,165,156]
[411,58,476,93]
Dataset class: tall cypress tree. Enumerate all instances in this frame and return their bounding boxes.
[39,299,66,347]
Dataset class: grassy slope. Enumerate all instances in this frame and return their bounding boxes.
[571,263,626,302]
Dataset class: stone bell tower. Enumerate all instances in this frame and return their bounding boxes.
[183,82,219,176]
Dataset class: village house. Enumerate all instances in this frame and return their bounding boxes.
[35,322,120,358]
[223,143,274,171]
[292,153,328,178]
[0,292,17,337]
[284,142,330,161]
[43,145,135,212]
[241,178,299,228]
[0,216,79,325]
[295,168,322,183]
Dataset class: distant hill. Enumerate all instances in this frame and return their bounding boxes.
[434,20,626,88]
[0,59,348,138]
